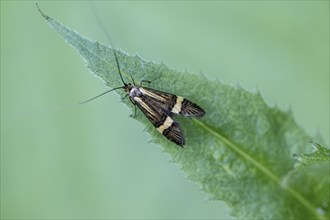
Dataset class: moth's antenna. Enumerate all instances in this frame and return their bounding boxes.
[79,86,125,105]
[88,2,126,85]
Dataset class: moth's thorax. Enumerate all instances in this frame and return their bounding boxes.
[129,86,142,98]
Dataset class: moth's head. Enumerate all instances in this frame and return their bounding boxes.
[124,83,132,93]
[129,86,142,98]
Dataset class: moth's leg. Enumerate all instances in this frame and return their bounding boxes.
[121,94,129,102]
[140,79,151,86]
[134,105,137,118]
[140,74,162,86]
[140,68,164,86]
[128,96,137,118]
[122,94,137,117]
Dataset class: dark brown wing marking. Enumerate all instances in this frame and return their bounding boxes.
[180,99,205,117]
[139,87,176,113]
[140,87,205,117]
[133,95,185,146]
[132,96,167,128]
[163,122,185,146]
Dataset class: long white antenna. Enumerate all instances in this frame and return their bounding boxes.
[88,2,126,85]
[79,3,128,105]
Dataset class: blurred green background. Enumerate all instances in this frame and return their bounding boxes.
[1,1,328,219]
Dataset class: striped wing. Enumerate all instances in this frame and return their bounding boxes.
[133,96,185,146]
[139,87,205,117]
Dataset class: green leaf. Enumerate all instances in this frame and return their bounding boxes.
[37,4,329,219]
[293,141,330,166]
[282,160,330,218]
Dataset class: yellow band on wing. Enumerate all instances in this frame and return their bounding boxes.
[157,116,173,133]
[140,88,167,102]
[171,96,184,114]
[134,97,155,117]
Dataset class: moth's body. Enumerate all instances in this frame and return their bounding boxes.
[74,4,205,147]
[81,64,205,146]
[124,83,205,146]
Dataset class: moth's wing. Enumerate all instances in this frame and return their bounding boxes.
[133,96,185,146]
[179,98,205,117]
[138,87,176,114]
[140,87,205,117]
[162,121,185,147]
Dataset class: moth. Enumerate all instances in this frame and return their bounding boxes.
[83,52,205,147]
[126,84,205,146]
[82,4,206,147]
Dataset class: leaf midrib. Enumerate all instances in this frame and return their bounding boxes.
[192,119,321,219]
[44,12,322,220]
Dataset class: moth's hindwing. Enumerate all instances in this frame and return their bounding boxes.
[133,95,185,146]
[139,87,205,117]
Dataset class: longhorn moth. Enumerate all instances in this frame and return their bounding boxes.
[84,4,206,146]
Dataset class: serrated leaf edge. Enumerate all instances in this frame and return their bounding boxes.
[192,118,323,219]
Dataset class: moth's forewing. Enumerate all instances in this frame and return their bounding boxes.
[140,87,205,117]
[133,95,185,146]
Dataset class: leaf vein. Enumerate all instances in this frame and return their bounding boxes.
[192,118,322,219]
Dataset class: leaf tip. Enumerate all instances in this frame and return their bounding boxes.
[308,140,322,150]
[36,3,50,20]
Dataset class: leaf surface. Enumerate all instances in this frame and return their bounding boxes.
[37,5,329,219]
